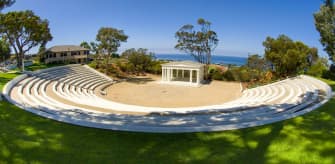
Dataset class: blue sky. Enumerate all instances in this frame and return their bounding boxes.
[3,0,326,57]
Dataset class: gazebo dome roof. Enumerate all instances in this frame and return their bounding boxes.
[161,61,204,68]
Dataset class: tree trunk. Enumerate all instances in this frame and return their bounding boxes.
[16,45,25,72]
[204,51,211,80]
[20,51,24,72]
[17,56,22,70]
[204,64,209,80]
[15,53,20,69]
[105,54,109,74]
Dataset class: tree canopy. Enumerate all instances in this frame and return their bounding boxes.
[247,54,265,71]
[80,41,91,50]
[0,0,15,11]
[308,47,319,65]
[96,27,127,73]
[175,18,219,65]
[314,1,335,62]
[0,10,52,71]
[0,38,10,62]
[121,48,155,73]
[89,42,99,55]
[96,27,128,56]
[263,35,313,77]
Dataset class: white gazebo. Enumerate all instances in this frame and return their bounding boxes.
[161,61,205,86]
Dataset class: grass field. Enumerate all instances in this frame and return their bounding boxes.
[0,72,334,163]
[0,73,20,91]
[25,63,65,71]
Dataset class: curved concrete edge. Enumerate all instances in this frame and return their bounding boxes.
[239,82,243,92]
[2,74,27,99]
[2,72,333,133]
[302,75,333,98]
[83,65,113,81]
[1,94,331,133]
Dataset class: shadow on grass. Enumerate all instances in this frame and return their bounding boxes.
[0,74,335,163]
[0,74,334,163]
[1,97,335,163]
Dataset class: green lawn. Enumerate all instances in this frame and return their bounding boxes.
[25,63,65,71]
[0,72,335,163]
[0,73,20,91]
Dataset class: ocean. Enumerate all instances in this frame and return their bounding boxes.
[155,54,247,66]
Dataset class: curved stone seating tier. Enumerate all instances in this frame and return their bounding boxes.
[3,65,332,133]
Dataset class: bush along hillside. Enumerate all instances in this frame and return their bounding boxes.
[87,48,165,79]
[209,35,330,88]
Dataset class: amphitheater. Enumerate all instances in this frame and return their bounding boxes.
[2,64,333,133]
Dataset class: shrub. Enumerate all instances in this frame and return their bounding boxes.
[208,66,226,80]
[121,48,155,74]
[238,68,252,82]
[211,69,224,80]
[322,70,335,80]
[147,61,162,74]
[307,59,328,77]
[222,70,235,81]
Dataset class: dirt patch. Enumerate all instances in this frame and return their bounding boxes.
[98,74,242,107]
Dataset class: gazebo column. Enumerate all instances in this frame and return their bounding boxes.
[164,68,167,81]
[169,68,172,80]
[182,70,184,79]
[197,69,200,84]
[168,67,171,81]
[189,69,193,83]
[172,69,175,79]
[172,68,174,80]
[165,68,167,81]
[176,69,179,79]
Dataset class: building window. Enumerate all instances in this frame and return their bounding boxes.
[71,51,77,56]
[60,52,67,57]
[53,53,56,58]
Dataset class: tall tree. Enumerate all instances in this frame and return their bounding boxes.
[263,35,312,77]
[80,41,92,62]
[247,54,265,71]
[0,10,52,71]
[80,41,91,50]
[90,41,99,55]
[37,41,47,63]
[89,41,101,64]
[175,18,219,79]
[308,47,319,66]
[314,1,335,62]
[325,0,334,8]
[0,38,10,62]
[0,0,15,11]
[96,27,128,74]
[121,48,155,74]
